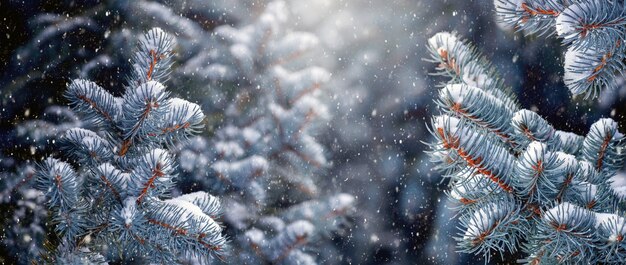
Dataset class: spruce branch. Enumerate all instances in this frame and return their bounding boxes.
[426,32,626,263]
[495,0,626,99]
[33,28,227,263]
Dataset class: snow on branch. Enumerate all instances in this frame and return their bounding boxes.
[495,0,626,98]
[426,32,626,263]
[33,28,226,263]
[174,2,354,263]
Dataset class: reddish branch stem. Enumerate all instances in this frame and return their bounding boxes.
[148,122,191,137]
[77,95,114,122]
[10,172,34,194]
[521,3,559,20]
[449,102,516,147]
[471,221,499,246]
[136,163,164,204]
[147,219,223,251]
[100,175,122,203]
[438,128,514,193]
[596,133,612,170]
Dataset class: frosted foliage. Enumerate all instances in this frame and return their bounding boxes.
[130,81,165,102]
[121,198,137,226]
[555,5,581,37]
[433,115,461,136]
[163,197,222,233]
[167,98,202,120]
[461,61,494,89]
[13,28,228,263]
[463,204,504,241]
[215,141,245,158]
[330,193,355,210]
[553,152,577,173]
[494,0,523,25]
[544,202,578,223]
[444,84,468,103]
[428,32,461,57]
[564,46,600,95]
[609,173,626,200]
[427,30,626,264]
[140,28,166,53]
[169,2,353,264]
[495,0,626,98]
[7,0,626,264]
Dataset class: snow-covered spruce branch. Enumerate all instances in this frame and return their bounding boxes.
[495,0,626,99]
[177,2,355,264]
[34,28,226,263]
[427,32,626,263]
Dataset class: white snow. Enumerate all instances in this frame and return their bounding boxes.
[555,131,581,143]
[555,4,582,37]
[97,163,120,178]
[443,83,469,103]
[449,175,490,201]
[175,191,215,205]
[512,109,534,126]
[284,220,315,238]
[165,197,205,217]
[596,118,623,139]
[461,61,495,89]
[150,148,170,164]
[594,213,626,242]
[578,182,598,203]
[245,228,265,244]
[433,115,461,136]
[230,43,253,67]
[563,46,596,95]
[329,193,355,211]
[214,141,245,158]
[463,203,507,241]
[81,136,104,152]
[164,196,223,233]
[553,130,583,153]
[143,149,173,175]
[524,141,547,163]
[553,152,578,175]
[293,95,330,120]
[166,98,203,124]
[242,127,262,145]
[64,128,100,142]
[595,213,617,227]
[428,32,460,53]
[269,66,331,99]
[140,27,168,52]
[119,173,131,190]
[544,202,586,225]
[205,64,236,80]
[586,182,598,198]
[121,198,137,226]
[609,173,626,200]
[211,155,269,184]
[132,80,166,101]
